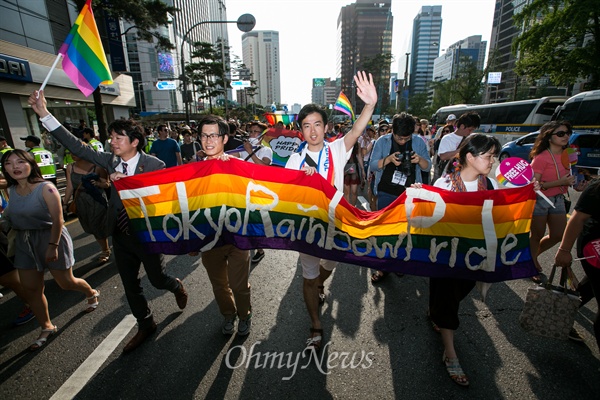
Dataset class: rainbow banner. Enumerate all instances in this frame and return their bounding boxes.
[264,113,297,127]
[113,160,538,282]
[59,0,113,97]
[333,91,355,121]
[260,128,303,167]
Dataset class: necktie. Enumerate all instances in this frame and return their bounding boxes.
[116,162,130,234]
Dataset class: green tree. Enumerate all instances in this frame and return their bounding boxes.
[186,41,225,113]
[513,0,600,92]
[74,0,178,142]
[452,56,485,104]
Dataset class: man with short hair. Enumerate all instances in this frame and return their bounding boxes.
[180,130,202,163]
[191,115,252,336]
[82,128,104,152]
[434,112,480,180]
[0,135,13,157]
[150,125,182,167]
[285,71,377,352]
[21,135,57,185]
[28,90,188,354]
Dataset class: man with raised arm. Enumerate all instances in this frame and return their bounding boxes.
[28,90,188,354]
[284,71,377,353]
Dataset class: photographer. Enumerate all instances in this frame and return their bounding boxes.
[369,112,431,283]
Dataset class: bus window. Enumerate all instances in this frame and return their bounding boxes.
[506,103,536,124]
[558,100,582,122]
[536,101,562,116]
[577,99,600,125]
[488,106,509,124]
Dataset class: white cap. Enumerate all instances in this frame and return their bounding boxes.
[446,114,457,121]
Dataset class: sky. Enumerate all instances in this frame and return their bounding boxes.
[226,0,497,107]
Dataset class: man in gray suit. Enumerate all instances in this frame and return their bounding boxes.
[28,90,188,354]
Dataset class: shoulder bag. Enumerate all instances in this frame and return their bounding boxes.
[519,265,581,340]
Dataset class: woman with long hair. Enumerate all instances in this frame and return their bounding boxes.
[1,149,99,351]
[429,134,501,387]
[529,121,575,283]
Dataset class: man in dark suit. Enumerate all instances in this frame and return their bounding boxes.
[28,90,188,354]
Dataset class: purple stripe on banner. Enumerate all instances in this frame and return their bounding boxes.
[140,233,537,283]
[62,57,95,96]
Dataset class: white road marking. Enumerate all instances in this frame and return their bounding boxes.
[50,314,136,400]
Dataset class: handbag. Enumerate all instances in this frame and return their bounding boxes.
[344,162,357,175]
[519,265,581,339]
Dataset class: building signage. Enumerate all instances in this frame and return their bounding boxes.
[0,54,33,82]
[230,80,251,88]
[488,72,502,84]
[156,81,177,90]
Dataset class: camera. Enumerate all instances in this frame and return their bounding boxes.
[395,151,415,177]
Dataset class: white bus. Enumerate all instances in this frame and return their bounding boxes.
[432,96,568,144]
[554,90,600,133]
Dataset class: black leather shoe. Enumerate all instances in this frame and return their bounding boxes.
[174,278,188,310]
[123,322,157,354]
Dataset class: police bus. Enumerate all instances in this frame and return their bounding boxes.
[432,96,568,144]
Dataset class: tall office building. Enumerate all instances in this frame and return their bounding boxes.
[409,5,442,96]
[432,35,487,83]
[241,30,281,106]
[131,0,228,115]
[337,0,393,114]
[311,78,338,107]
[487,0,529,102]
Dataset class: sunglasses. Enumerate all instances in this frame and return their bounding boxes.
[442,130,450,133]
[553,131,571,137]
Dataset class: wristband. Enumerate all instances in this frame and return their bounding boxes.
[49,242,59,246]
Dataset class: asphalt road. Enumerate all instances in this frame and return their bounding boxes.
[0,187,599,399]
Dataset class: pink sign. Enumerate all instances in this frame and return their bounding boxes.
[582,238,600,268]
[495,157,534,187]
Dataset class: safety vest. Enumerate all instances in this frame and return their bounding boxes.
[144,136,156,153]
[64,149,73,166]
[0,146,13,173]
[89,138,104,152]
[29,147,56,179]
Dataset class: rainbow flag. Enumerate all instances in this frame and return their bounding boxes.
[59,0,112,97]
[333,91,355,121]
[113,160,538,282]
[264,113,297,127]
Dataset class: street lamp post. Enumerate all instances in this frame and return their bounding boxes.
[180,14,255,124]
[137,82,151,113]
[403,52,410,111]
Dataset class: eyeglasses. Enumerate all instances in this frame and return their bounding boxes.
[553,131,571,137]
[200,133,223,141]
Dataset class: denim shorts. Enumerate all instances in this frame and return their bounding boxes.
[533,193,566,216]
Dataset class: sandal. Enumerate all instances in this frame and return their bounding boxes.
[98,250,111,263]
[29,326,58,351]
[305,328,323,353]
[85,289,100,313]
[371,271,388,284]
[443,352,470,387]
[318,285,326,305]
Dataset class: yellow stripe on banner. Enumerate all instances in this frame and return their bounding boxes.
[79,11,107,65]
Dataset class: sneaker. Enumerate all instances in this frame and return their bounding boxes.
[251,250,265,264]
[14,306,35,326]
[568,327,584,342]
[222,316,236,335]
[237,314,252,336]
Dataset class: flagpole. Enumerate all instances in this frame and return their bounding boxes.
[39,53,63,92]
